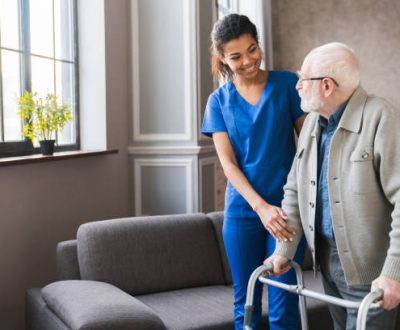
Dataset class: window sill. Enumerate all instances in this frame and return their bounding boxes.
[0,149,118,167]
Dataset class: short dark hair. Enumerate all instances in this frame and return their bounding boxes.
[211,14,259,81]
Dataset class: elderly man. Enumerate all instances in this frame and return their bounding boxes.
[266,42,400,329]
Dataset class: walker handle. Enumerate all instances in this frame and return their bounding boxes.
[261,260,291,276]
[356,289,383,330]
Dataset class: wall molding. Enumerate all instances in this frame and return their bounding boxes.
[199,156,218,212]
[133,157,194,215]
[262,0,274,69]
[130,0,196,142]
[198,0,218,142]
[128,144,215,155]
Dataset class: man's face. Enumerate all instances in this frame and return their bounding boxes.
[299,82,324,113]
[296,64,325,113]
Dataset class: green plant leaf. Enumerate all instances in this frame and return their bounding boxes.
[18,91,72,144]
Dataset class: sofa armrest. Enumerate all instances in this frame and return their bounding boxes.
[56,240,80,280]
[42,280,166,330]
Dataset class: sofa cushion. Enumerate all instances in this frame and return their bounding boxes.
[77,213,226,295]
[26,288,70,330]
[42,280,165,330]
[137,285,268,330]
[136,274,333,330]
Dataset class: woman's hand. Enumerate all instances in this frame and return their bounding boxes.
[212,133,295,242]
[255,203,295,241]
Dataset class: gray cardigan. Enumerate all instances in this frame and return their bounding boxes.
[275,86,400,285]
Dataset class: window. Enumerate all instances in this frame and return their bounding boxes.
[0,0,79,157]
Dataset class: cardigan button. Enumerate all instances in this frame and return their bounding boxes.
[362,151,369,159]
[310,180,316,186]
[309,202,315,208]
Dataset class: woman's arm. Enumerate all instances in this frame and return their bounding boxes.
[213,132,294,241]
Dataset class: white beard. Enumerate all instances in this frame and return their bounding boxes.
[299,86,324,113]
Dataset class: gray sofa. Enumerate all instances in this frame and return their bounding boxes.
[26,211,333,330]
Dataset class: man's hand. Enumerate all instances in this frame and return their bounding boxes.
[371,275,400,310]
[263,255,291,277]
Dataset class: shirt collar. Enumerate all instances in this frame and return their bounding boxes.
[318,101,348,128]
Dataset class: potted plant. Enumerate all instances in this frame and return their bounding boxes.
[18,91,72,155]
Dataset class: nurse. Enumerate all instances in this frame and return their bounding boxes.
[202,14,306,330]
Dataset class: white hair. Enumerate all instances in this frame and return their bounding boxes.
[304,42,360,91]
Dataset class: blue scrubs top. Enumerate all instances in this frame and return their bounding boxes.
[202,70,303,218]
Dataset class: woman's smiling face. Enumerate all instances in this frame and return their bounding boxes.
[222,33,262,80]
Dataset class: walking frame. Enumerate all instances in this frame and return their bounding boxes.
[244,261,383,330]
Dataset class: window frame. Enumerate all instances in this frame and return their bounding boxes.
[0,0,80,158]
[217,0,238,19]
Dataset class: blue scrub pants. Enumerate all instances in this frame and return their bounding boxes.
[224,216,306,330]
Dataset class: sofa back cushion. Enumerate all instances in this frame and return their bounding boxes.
[77,213,226,295]
[206,212,232,284]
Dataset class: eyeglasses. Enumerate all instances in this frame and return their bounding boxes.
[296,71,339,87]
